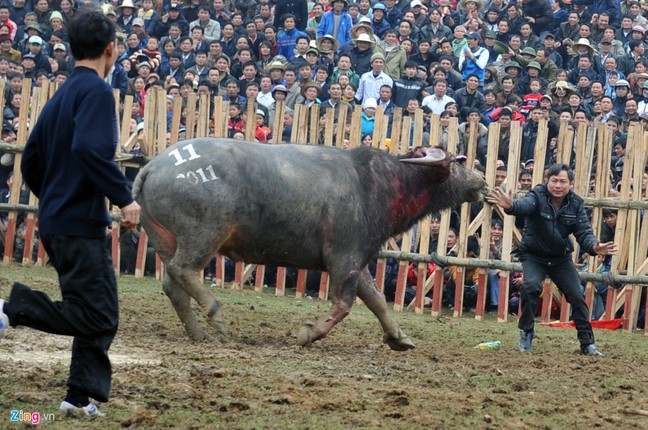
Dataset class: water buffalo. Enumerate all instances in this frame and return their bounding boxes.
[133,139,486,350]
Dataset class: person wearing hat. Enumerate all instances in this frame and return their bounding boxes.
[368,4,390,39]
[254,108,272,143]
[25,34,52,74]
[348,31,376,76]
[360,96,377,137]
[265,84,288,127]
[517,60,548,96]
[355,51,393,104]
[0,33,20,62]
[459,0,482,22]
[316,34,340,57]
[458,31,489,84]
[419,7,452,44]
[116,0,137,33]
[300,80,322,107]
[264,60,286,86]
[316,0,353,49]
[613,79,632,117]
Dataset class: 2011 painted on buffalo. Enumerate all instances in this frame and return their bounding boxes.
[10,409,55,425]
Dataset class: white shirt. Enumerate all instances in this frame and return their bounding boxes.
[355,70,394,104]
[422,93,456,114]
[257,91,275,108]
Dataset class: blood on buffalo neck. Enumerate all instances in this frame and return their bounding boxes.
[350,147,457,240]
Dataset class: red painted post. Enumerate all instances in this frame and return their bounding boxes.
[2,217,17,263]
[295,269,307,298]
[474,270,487,320]
[453,270,465,317]
[134,229,148,278]
[234,261,244,289]
[559,295,570,323]
[540,279,552,322]
[111,224,120,274]
[414,266,426,313]
[21,217,36,264]
[214,254,224,287]
[254,264,265,292]
[604,287,615,320]
[318,272,328,300]
[374,259,386,294]
[431,267,444,316]
[275,267,286,296]
[622,288,633,331]
[36,240,47,266]
[393,261,408,311]
[497,274,509,323]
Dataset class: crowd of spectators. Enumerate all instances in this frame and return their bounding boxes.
[1,0,648,320]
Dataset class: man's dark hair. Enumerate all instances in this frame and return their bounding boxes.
[518,168,532,180]
[546,163,574,181]
[67,10,116,61]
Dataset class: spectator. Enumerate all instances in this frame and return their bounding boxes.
[317,0,353,50]
[361,97,376,137]
[356,52,393,104]
[376,29,406,80]
[348,32,376,77]
[277,14,308,61]
[458,32,489,84]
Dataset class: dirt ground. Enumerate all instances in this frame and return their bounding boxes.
[1,264,648,430]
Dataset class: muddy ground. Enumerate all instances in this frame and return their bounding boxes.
[1,264,648,430]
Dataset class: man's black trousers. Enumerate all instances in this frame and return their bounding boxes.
[6,235,119,402]
[518,257,595,347]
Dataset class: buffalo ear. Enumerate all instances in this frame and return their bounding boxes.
[400,147,448,166]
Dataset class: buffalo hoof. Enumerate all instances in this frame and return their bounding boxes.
[297,321,315,347]
[383,331,416,351]
[187,328,222,345]
[207,302,227,335]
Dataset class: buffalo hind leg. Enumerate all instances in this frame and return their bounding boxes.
[297,270,359,347]
[163,272,219,342]
[165,238,226,341]
[356,267,415,351]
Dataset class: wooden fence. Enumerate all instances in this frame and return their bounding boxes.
[1,79,647,333]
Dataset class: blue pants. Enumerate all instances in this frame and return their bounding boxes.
[6,235,119,402]
[519,257,595,347]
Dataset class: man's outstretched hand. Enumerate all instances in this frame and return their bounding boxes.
[486,188,513,210]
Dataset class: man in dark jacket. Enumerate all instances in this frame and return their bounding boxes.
[521,0,554,36]
[487,163,616,356]
[572,0,621,28]
[392,60,424,108]
[0,10,140,415]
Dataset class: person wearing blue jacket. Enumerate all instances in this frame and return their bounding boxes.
[317,0,353,52]
[0,10,140,417]
[572,0,621,28]
[487,164,617,357]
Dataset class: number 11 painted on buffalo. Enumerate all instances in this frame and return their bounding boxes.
[168,144,201,166]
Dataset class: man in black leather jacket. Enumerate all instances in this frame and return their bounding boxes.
[487,163,616,356]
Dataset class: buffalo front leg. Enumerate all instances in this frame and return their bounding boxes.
[356,267,415,351]
[297,270,359,347]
